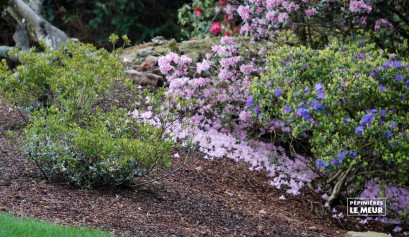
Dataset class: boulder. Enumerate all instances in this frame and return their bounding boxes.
[124,69,164,87]
[120,36,217,87]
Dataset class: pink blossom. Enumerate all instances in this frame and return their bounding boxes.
[265,0,283,8]
[305,8,317,17]
[180,55,192,65]
[237,5,252,21]
[220,36,236,45]
[130,109,139,118]
[277,12,288,23]
[140,111,153,119]
[375,19,394,30]
[361,16,367,25]
[240,22,255,34]
[224,4,236,15]
[282,2,299,12]
[240,64,254,74]
[239,111,252,121]
[196,60,213,74]
[169,77,189,89]
[217,92,229,102]
[265,11,276,21]
[349,0,372,13]
[218,69,234,80]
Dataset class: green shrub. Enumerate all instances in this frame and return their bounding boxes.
[251,41,409,194]
[24,108,173,188]
[0,40,123,117]
[0,40,175,188]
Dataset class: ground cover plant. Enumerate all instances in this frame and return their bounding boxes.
[0,213,112,237]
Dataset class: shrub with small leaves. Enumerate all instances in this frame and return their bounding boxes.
[0,40,123,118]
[250,40,409,222]
[0,39,176,188]
[24,108,173,188]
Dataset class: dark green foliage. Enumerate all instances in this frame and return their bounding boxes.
[41,0,190,47]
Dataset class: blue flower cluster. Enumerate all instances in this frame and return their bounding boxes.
[246,96,254,108]
[274,87,283,97]
[355,111,376,136]
[314,83,326,99]
[316,150,358,169]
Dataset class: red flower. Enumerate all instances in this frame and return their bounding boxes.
[194,7,203,17]
[220,0,226,6]
[224,31,231,36]
[210,22,222,35]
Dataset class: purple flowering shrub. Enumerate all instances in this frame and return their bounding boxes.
[251,41,409,224]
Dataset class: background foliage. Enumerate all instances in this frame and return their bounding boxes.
[1,0,190,48]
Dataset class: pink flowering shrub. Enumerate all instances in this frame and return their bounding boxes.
[158,35,318,200]
[179,0,409,50]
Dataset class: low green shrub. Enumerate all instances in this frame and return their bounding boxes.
[0,40,123,117]
[250,41,409,199]
[24,108,173,188]
[0,39,175,188]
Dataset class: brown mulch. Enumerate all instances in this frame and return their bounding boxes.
[0,96,397,237]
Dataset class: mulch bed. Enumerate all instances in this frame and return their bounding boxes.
[0,96,398,236]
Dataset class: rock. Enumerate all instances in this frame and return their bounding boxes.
[154,45,171,55]
[120,42,154,62]
[168,39,179,53]
[346,231,389,237]
[120,37,220,88]
[140,55,158,71]
[125,69,164,87]
[185,52,200,64]
[178,38,215,54]
[136,47,155,57]
[151,36,168,45]
[195,166,203,172]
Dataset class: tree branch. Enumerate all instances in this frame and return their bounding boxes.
[7,0,69,50]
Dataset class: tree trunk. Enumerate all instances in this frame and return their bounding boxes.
[0,0,69,52]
